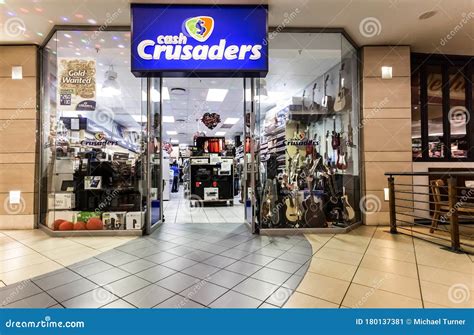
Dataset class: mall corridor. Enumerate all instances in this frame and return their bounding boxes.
[0,224,472,308]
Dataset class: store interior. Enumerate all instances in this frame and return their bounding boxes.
[41,30,360,233]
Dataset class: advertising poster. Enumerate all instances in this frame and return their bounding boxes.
[57,58,96,111]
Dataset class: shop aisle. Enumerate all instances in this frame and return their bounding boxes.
[164,188,245,224]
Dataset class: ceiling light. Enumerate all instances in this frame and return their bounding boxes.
[64,33,71,38]
[11,66,22,80]
[163,116,175,123]
[162,87,170,100]
[206,89,228,102]
[170,139,179,144]
[150,88,160,102]
[88,19,97,24]
[215,131,226,136]
[223,117,239,125]
[381,66,393,79]
[167,130,178,135]
[418,11,437,20]
[102,65,121,96]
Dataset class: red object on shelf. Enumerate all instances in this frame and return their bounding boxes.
[212,181,217,187]
[196,182,201,187]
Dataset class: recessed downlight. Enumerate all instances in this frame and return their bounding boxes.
[418,11,437,20]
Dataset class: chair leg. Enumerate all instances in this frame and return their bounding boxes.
[430,211,440,233]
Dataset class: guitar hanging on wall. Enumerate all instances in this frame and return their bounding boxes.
[333,62,346,112]
[321,74,333,113]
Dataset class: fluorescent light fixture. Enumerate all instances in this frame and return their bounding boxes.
[223,117,239,125]
[381,66,393,79]
[170,139,179,144]
[384,188,390,201]
[206,89,228,102]
[11,66,22,80]
[215,131,226,136]
[142,87,169,102]
[132,115,147,123]
[162,115,175,123]
[9,190,21,204]
[150,88,160,102]
[166,130,178,135]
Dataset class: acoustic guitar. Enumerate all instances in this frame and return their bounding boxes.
[333,63,346,112]
[321,74,333,112]
[341,193,355,222]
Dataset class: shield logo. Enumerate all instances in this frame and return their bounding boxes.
[184,16,214,42]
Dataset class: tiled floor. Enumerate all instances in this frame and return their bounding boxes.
[0,221,472,308]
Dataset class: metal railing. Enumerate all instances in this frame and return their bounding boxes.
[385,171,474,253]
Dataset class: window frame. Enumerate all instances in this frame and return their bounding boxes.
[411,53,474,162]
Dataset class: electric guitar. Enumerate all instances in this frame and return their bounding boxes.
[310,82,320,112]
[333,63,346,112]
[261,179,279,226]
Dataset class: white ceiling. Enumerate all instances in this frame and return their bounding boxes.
[0,0,472,55]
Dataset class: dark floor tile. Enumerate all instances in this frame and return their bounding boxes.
[181,263,220,279]
[47,278,98,302]
[241,254,274,266]
[73,260,114,277]
[202,255,237,268]
[225,260,262,276]
[210,290,261,308]
[282,274,304,290]
[254,246,286,258]
[233,278,278,301]
[0,280,42,306]
[266,259,301,274]
[33,269,81,291]
[123,285,174,308]
[144,251,178,264]
[156,273,200,293]
[103,276,150,297]
[119,259,156,274]
[182,250,215,262]
[265,286,293,307]
[101,253,140,267]
[180,281,228,306]
[161,257,197,271]
[251,267,292,286]
[88,268,130,286]
[220,248,251,260]
[63,288,118,308]
[135,265,176,283]
[4,293,57,308]
[101,299,137,308]
[278,252,311,265]
[167,245,196,257]
[205,269,246,289]
[155,295,206,308]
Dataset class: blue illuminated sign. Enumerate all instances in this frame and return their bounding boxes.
[131,4,268,77]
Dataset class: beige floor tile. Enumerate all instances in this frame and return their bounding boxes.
[54,250,102,267]
[424,301,448,308]
[418,264,473,290]
[342,283,423,308]
[284,292,339,308]
[0,253,50,273]
[421,280,474,308]
[308,257,357,281]
[0,240,24,251]
[0,246,37,262]
[352,267,421,300]
[296,272,350,304]
[315,246,364,266]
[360,254,418,278]
[2,229,48,241]
[26,238,79,252]
[369,236,414,251]
[40,244,97,260]
[0,281,5,287]
[303,234,333,252]
[415,248,472,274]
[324,238,369,254]
[1,261,63,285]
[365,244,415,263]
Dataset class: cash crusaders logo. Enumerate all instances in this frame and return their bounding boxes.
[184,16,214,42]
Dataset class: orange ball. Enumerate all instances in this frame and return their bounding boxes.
[74,221,87,230]
[86,217,103,230]
[53,219,66,230]
[58,221,74,231]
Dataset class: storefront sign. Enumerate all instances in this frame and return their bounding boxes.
[58,58,96,111]
[131,4,268,77]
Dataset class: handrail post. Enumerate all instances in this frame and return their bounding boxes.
[447,176,460,251]
[388,175,397,234]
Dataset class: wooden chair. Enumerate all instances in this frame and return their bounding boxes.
[430,179,474,233]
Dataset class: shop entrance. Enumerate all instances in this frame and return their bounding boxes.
[145,77,260,234]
